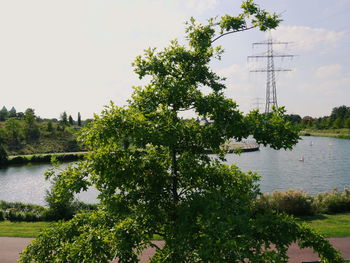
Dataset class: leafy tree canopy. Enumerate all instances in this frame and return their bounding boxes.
[20,1,341,262]
[331,105,350,121]
[24,108,36,126]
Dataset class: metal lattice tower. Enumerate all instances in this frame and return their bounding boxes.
[248,34,294,113]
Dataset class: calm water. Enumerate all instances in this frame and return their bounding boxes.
[0,136,349,205]
[0,163,99,206]
[227,136,350,194]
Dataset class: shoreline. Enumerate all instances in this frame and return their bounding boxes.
[300,129,350,140]
[1,152,87,167]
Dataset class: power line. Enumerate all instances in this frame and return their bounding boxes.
[251,97,264,111]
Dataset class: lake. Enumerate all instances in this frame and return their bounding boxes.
[0,136,349,205]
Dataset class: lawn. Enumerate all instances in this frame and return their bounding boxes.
[299,213,350,237]
[0,221,52,238]
[1,213,350,238]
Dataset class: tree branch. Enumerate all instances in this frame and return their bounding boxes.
[211,26,256,43]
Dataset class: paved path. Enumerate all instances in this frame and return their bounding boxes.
[1,237,349,262]
[0,237,34,263]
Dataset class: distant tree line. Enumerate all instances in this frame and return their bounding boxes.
[0,106,86,156]
[284,105,350,129]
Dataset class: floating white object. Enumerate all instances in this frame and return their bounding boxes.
[299,156,304,162]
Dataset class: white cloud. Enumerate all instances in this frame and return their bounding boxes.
[315,64,342,78]
[217,64,248,81]
[270,25,345,52]
[185,0,219,13]
[299,77,350,92]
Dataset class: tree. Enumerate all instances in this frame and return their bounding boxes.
[77,112,82,126]
[47,121,54,132]
[4,118,24,144]
[331,105,350,121]
[8,106,17,118]
[24,108,36,126]
[333,117,344,129]
[20,1,342,262]
[16,111,24,120]
[60,111,68,126]
[0,106,8,121]
[24,108,40,140]
[69,115,74,126]
[284,114,301,124]
[345,117,350,129]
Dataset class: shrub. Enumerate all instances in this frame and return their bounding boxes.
[258,190,317,216]
[0,200,95,222]
[0,201,47,222]
[315,188,350,214]
[0,200,47,214]
[6,209,25,222]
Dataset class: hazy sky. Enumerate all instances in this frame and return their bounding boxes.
[0,0,349,119]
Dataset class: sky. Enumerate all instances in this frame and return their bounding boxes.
[0,0,349,119]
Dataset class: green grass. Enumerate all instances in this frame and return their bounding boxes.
[0,221,52,238]
[299,213,350,237]
[301,128,350,139]
[1,213,350,238]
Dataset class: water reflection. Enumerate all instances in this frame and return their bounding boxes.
[1,136,349,205]
[0,163,98,206]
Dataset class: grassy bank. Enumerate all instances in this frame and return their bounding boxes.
[300,128,350,139]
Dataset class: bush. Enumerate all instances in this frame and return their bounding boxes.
[0,200,46,214]
[258,190,317,216]
[258,189,350,216]
[0,200,96,222]
[6,209,26,222]
[315,188,350,214]
[0,200,47,222]
[44,192,98,221]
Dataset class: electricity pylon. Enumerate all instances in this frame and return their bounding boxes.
[248,34,293,113]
